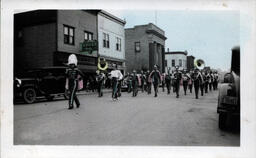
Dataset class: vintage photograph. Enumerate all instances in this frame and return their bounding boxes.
[13,9,241,146]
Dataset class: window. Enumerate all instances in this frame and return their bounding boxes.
[116,37,121,51]
[179,59,182,67]
[84,31,93,41]
[103,33,109,48]
[64,25,74,45]
[135,42,141,52]
[172,60,175,67]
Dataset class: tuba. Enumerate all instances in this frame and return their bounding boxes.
[194,59,205,70]
[97,57,108,71]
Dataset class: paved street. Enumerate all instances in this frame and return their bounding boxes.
[14,88,239,146]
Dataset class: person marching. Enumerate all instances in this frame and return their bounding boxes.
[173,66,182,98]
[131,70,139,97]
[162,72,166,92]
[188,70,193,93]
[192,68,203,99]
[149,65,162,97]
[66,54,85,110]
[200,70,205,96]
[125,72,132,93]
[109,63,123,101]
[182,70,189,95]
[96,70,105,97]
[171,70,176,93]
[204,71,210,93]
[165,68,172,94]
[145,70,152,94]
[209,71,214,91]
[213,71,219,90]
[140,70,146,93]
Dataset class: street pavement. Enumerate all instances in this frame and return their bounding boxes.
[14,87,240,146]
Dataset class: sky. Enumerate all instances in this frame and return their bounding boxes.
[108,10,240,71]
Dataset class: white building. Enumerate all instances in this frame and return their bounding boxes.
[165,51,188,72]
[97,10,126,73]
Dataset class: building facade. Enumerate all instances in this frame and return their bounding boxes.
[14,10,125,75]
[165,51,188,72]
[125,23,167,73]
[97,10,126,73]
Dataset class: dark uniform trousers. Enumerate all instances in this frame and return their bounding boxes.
[147,81,151,94]
[205,81,209,93]
[183,80,188,95]
[200,83,204,96]
[165,79,171,94]
[194,79,200,99]
[112,77,118,99]
[132,80,138,97]
[69,79,80,108]
[189,82,193,93]
[175,79,181,97]
[97,80,104,97]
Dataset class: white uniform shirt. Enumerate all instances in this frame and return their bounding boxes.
[110,70,123,80]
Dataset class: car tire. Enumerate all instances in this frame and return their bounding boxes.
[219,113,227,130]
[23,87,36,104]
[64,89,70,100]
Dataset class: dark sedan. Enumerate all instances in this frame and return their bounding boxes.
[14,67,69,104]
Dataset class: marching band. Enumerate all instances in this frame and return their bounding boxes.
[94,62,219,101]
[66,54,220,109]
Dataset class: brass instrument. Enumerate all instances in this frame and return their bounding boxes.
[97,57,108,71]
[194,59,205,70]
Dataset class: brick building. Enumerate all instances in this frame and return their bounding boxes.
[14,10,126,74]
[187,55,195,71]
[125,23,167,73]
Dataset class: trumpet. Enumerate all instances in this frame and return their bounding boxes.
[194,59,205,70]
[97,57,108,71]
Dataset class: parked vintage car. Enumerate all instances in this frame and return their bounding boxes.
[14,67,69,104]
[217,46,240,130]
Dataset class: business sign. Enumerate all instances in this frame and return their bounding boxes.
[79,40,98,56]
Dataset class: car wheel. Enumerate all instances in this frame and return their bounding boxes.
[64,89,70,100]
[23,87,36,104]
[219,113,227,130]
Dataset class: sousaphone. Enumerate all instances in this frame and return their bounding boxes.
[194,59,205,70]
[98,57,108,71]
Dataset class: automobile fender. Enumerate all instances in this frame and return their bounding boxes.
[218,83,229,107]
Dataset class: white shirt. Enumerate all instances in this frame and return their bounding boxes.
[110,70,123,80]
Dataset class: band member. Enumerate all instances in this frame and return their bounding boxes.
[109,63,123,101]
[213,71,219,90]
[192,68,202,99]
[165,68,172,94]
[131,70,139,97]
[171,70,176,93]
[149,65,162,97]
[124,72,132,93]
[209,71,214,91]
[200,70,205,96]
[145,70,152,94]
[96,70,105,97]
[66,54,84,109]
[182,70,189,95]
[205,71,210,93]
[140,70,146,92]
[173,66,182,98]
[162,73,166,92]
[188,70,193,93]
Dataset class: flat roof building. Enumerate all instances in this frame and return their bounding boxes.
[125,23,167,73]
